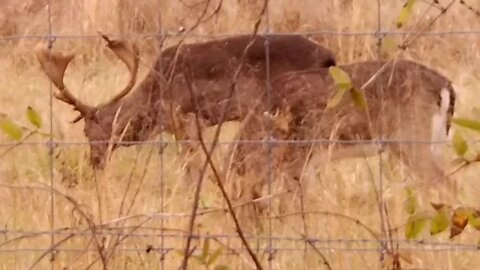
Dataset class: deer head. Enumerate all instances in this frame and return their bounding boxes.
[35,34,140,169]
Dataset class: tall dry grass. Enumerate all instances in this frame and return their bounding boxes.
[1,0,480,269]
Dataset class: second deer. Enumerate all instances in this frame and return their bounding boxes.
[229,59,457,213]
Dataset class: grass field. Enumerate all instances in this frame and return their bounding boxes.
[2,0,480,269]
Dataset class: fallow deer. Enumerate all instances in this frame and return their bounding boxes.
[230,59,457,212]
[34,33,337,169]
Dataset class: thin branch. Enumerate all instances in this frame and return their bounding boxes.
[399,0,456,49]
[273,217,332,270]
[180,1,269,269]
[183,67,263,269]
[0,129,37,159]
[270,211,381,242]
[27,233,76,270]
[459,0,480,16]
[0,183,108,268]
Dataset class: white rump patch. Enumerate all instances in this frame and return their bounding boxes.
[430,87,451,168]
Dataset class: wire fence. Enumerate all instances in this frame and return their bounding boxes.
[1,0,480,269]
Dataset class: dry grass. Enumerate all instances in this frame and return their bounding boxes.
[1,0,480,269]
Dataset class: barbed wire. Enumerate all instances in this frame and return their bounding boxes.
[0,229,478,250]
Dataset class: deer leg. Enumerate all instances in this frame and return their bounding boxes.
[177,112,213,184]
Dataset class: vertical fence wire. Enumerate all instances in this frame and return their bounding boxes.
[153,12,167,269]
[375,0,388,262]
[264,0,274,269]
[159,32,166,270]
[46,0,55,268]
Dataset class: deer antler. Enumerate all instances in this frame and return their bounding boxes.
[34,42,94,117]
[98,32,140,105]
[34,34,140,123]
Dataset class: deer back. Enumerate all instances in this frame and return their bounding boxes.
[160,34,336,81]
[270,60,454,142]
[142,34,337,136]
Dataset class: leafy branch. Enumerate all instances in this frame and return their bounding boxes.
[403,187,480,240]
[0,106,52,159]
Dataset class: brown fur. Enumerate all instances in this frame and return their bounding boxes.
[35,34,337,169]
[232,59,456,214]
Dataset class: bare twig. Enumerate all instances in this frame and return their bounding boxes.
[273,217,332,270]
[118,143,143,218]
[183,68,263,269]
[0,129,37,159]
[459,0,480,16]
[399,0,456,49]
[0,183,108,268]
[62,236,95,269]
[180,1,269,269]
[27,233,76,270]
[270,211,381,242]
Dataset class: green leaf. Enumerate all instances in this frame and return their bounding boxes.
[202,238,210,260]
[326,88,348,109]
[468,211,480,231]
[452,131,468,156]
[328,66,352,90]
[214,265,230,270]
[404,188,418,215]
[0,117,23,141]
[464,151,479,163]
[430,209,449,235]
[397,0,417,28]
[350,88,367,110]
[26,106,42,128]
[405,212,428,239]
[207,247,223,266]
[452,118,480,133]
[327,66,353,109]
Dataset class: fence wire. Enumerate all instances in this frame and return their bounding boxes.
[3,30,480,41]
[1,1,480,269]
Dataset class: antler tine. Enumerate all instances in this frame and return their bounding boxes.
[98,31,140,105]
[34,42,93,116]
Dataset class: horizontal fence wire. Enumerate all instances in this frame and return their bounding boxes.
[0,229,477,249]
[2,30,480,41]
[0,138,477,148]
[0,237,478,253]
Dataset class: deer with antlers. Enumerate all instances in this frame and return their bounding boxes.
[35,33,337,169]
[229,59,457,212]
